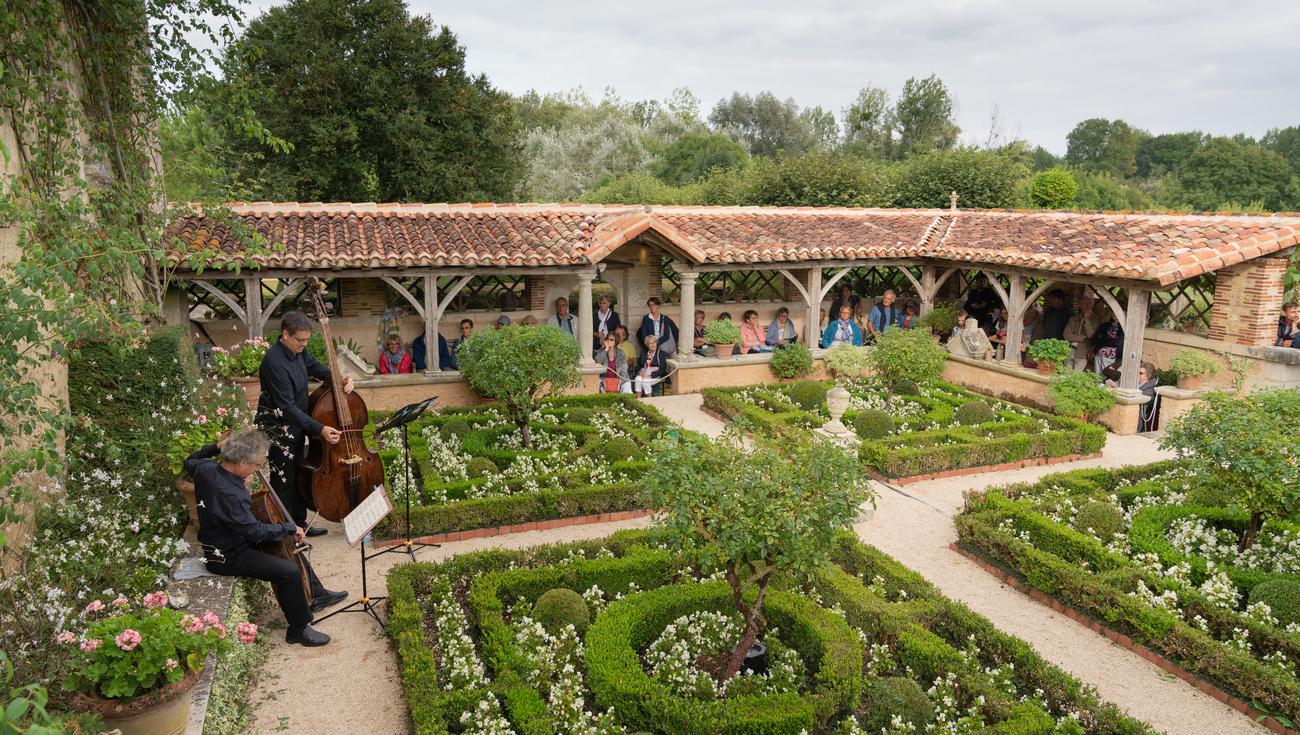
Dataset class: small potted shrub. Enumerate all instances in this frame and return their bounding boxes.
[921,303,958,341]
[1168,348,1221,390]
[210,337,271,406]
[1026,338,1071,375]
[768,343,813,379]
[823,343,873,378]
[63,591,257,735]
[703,319,741,359]
[1046,371,1116,420]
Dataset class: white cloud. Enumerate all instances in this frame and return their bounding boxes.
[234,0,1300,153]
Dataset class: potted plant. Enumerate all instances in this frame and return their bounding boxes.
[62,592,258,735]
[702,319,741,359]
[920,303,958,342]
[1168,348,1221,390]
[1046,371,1116,421]
[1027,338,1071,375]
[210,337,271,407]
[166,385,250,527]
[768,343,813,380]
[823,343,873,379]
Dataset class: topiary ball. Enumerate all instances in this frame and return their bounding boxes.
[1248,580,1300,627]
[1184,484,1231,509]
[467,456,497,478]
[439,419,473,440]
[891,379,920,396]
[565,407,595,425]
[599,436,638,463]
[1072,500,1126,540]
[787,381,828,411]
[954,400,996,425]
[858,677,934,733]
[853,409,895,440]
[533,588,591,636]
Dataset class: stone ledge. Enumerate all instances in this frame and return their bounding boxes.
[949,542,1299,735]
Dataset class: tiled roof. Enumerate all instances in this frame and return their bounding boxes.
[167,202,1300,285]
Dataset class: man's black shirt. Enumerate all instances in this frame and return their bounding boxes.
[256,340,332,439]
[185,444,294,558]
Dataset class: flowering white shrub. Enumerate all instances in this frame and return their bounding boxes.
[643,610,803,700]
[427,581,488,690]
[460,693,517,735]
[510,613,622,734]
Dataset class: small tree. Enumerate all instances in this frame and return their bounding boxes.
[456,325,581,449]
[1159,389,1300,550]
[869,327,947,388]
[646,433,872,680]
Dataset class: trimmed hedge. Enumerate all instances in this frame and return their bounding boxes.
[387,530,1157,735]
[957,465,1300,725]
[702,380,1104,479]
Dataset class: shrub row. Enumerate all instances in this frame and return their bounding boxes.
[956,467,1300,724]
[702,381,1104,479]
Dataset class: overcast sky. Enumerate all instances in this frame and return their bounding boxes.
[236,0,1300,153]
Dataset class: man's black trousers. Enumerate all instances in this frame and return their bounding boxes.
[206,548,325,629]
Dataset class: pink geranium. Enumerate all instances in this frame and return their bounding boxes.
[197,414,208,424]
[115,629,142,651]
[111,596,129,606]
[79,638,101,653]
[201,610,220,627]
[165,658,179,670]
[57,631,76,644]
[236,621,258,644]
[211,622,227,639]
[143,591,169,609]
[181,614,205,633]
[216,407,228,416]
[83,600,104,615]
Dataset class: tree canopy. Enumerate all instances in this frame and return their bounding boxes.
[455,326,581,449]
[1065,118,1143,178]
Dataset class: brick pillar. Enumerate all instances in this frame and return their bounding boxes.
[527,276,547,311]
[1206,251,1291,346]
[340,278,390,318]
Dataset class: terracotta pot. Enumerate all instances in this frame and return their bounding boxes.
[1177,374,1205,390]
[713,343,735,359]
[229,375,260,409]
[1036,361,1056,376]
[175,477,199,529]
[71,669,199,735]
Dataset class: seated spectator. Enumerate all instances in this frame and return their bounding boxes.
[766,307,799,346]
[593,293,621,353]
[379,335,413,374]
[828,283,860,324]
[989,307,1009,359]
[948,312,994,360]
[899,300,919,330]
[410,332,455,371]
[717,311,732,321]
[594,333,632,394]
[692,310,717,357]
[634,334,670,397]
[1064,295,1099,371]
[519,314,540,326]
[867,290,902,336]
[615,325,638,362]
[1277,301,1299,348]
[494,314,511,329]
[817,307,829,346]
[636,297,679,357]
[821,305,864,347]
[739,310,774,354]
[546,296,578,341]
[1039,290,1072,341]
[1091,309,1124,375]
[451,319,473,354]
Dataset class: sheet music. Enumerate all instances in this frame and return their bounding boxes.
[343,485,394,547]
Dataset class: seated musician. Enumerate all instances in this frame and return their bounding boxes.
[185,429,348,647]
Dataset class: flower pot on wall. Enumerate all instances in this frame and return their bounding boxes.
[175,477,199,529]
[1036,362,1056,376]
[1177,374,1205,391]
[713,343,735,359]
[71,669,199,735]
[229,376,260,409]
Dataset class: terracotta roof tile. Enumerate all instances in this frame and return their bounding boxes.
[166,203,1300,285]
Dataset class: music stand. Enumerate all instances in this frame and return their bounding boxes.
[372,396,439,561]
[316,487,393,627]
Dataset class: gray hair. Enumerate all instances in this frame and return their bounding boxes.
[222,429,270,465]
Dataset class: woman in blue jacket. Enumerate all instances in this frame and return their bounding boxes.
[821,304,864,347]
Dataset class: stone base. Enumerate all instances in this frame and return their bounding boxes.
[815,421,861,448]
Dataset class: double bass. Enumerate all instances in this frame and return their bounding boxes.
[250,469,313,606]
[301,278,386,522]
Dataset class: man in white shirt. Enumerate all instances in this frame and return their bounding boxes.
[545,296,578,341]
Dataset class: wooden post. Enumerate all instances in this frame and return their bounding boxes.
[243,276,262,340]
[1003,274,1027,365]
[1119,289,1150,391]
[424,275,439,373]
[677,271,698,360]
[806,268,823,347]
[576,269,597,367]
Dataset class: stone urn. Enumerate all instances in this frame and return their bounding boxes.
[71,669,200,735]
[815,384,860,447]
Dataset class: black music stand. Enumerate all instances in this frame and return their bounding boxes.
[371,396,439,561]
[316,488,393,627]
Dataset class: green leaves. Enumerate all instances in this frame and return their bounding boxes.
[868,327,947,387]
[456,326,582,447]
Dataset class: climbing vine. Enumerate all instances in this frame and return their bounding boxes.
[0,0,262,543]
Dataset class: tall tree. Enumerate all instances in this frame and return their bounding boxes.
[1263,126,1300,176]
[893,148,1027,209]
[1135,131,1206,177]
[892,75,960,159]
[1064,118,1143,178]
[204,0,524,202]
[1172,137,1294,211]
[520,116,651,201]
[651,130,749,186]
[842,86,893,159]
[709,92,813,157]
[745,152,894,208]
[800,105,840,150]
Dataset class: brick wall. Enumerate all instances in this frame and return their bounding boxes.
[1206,251,1292,346]
[340,278,392,318]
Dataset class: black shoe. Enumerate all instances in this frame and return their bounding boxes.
[305,527,328,537]
[285,625,330,647]
[310,589,348,612]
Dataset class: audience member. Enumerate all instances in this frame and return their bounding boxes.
[634,334,669,397]
[828,283,860,322]
[899,300,919,330]
[867,290,902,336]
[379,334,413,374]
[1038,290,1072,341]
[1277,301,1299,348]
[614,325,638,362]
[821,305,864,347]
[692,310,716,357]
[410,332,455,371]
[593,293,621,353]
[594,333,632,394]
[546,297,578,341]
[1064,295,1099,371]
[1020,303,1041,344]
[766,307,799,346]
[1137,362,1160,432]
[636,297,679,357]
[964,275,998,329]
[818,308,829,346]
[451,319,473,353]
[494,314,511,329]
[989,307,1009,359]
[1091,308,1124,374]
[717,311,732,321]
[740,310,774,353]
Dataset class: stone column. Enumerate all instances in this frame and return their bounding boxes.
[1119,289,1150,391]
[424,275,440,373]
[806,267,823,347]
[677,271,698,360]
[576,269,597,366]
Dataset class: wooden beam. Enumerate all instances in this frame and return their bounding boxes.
[776,268,810,304]
[1091,285,1126,325]
[1119,289,1151,391]
[243,276,262,339]
[820,267,855,302]
[257,278,303,333]
[192,279,246,323]
[381,276,425,319]
[435,275,475,318]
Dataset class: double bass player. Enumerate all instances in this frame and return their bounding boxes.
[186,429,347,646]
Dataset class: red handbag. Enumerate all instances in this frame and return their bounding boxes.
[603,377,621,394]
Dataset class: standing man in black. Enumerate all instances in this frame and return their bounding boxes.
[256,311,354,536]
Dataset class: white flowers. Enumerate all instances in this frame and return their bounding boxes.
[642,610,803,701]
[510,612,622,734]
[427,580,487,691]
